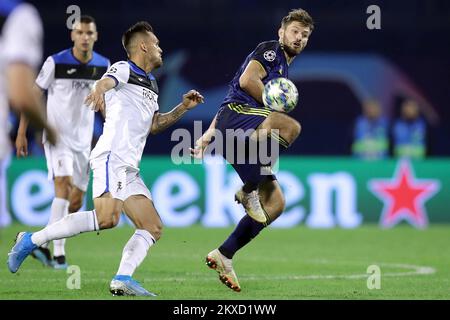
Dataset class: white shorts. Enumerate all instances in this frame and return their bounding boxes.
[44,141,90,192]
[90,152,152,202]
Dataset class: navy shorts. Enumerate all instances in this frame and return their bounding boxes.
[215,103,276,184]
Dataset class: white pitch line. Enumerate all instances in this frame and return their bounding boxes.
[0,262,435,283]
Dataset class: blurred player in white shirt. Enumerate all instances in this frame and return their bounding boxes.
[8,21,204,297]
[15,15,110,269]
[0,1,56,226]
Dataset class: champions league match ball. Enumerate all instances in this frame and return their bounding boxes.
[262,77,299,113]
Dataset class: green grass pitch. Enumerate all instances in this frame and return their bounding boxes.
[0,224,449,299]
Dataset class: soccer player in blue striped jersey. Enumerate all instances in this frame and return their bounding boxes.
[8,21,204,297]
[194,9,314,292]
[15,15,110,269]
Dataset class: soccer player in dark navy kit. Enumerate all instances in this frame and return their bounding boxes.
[193,9,314,292]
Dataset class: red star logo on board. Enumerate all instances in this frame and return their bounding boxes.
[369,159,440,228]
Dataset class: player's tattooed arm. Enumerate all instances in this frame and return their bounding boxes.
[239,60,267,103]
[151,90,204,134]
[84,77,116,115]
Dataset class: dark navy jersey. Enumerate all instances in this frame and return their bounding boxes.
[222,40,288,109]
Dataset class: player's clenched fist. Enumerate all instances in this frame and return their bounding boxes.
[182,90,204,109]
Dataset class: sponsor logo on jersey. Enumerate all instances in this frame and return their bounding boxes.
[72,80,92,90]
[142,88,157,104]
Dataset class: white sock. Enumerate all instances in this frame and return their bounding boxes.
[31,210,99,247]
[116,229,155,276]
[48,198,69,256]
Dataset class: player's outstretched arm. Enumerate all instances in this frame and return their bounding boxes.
[190,114,217,159]
[239,60,267,104]
[150,90,204,135]
[7,64,57,146]
[84,77,116,115]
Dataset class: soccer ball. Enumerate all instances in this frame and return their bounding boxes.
[262,78,298,113]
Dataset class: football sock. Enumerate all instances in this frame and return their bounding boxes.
[218,215,265,259]
[48,198,69,257]
[117,229,155,276]
[31,210,99,246]
[242,182,258,193]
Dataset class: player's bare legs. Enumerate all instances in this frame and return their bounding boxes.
[254,111,301,147]
[235,113,300,224]
[69,186,85,214]
[7,193,121,274]
[109,195,161,296]
[123,195,163,241]
[258,179,285,222]
[93,193,123,229]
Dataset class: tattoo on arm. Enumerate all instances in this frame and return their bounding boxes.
[152,104,188,134]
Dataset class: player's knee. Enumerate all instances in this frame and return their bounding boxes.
[151,224,163,241]
[292,120,301,138]
[98,216,119,229]
[97,208,121,229]
[285,118,301,142]
[69,198,83,213]
[145,220,163,241]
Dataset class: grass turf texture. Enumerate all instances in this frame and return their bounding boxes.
[0,224,449,299]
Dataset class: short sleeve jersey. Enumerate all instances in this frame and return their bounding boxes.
[36,49,110,151]
[90,60,160,169]
[222,40,289,109]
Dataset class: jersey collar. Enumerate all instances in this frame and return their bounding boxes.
[70,48,94,65]
[128,60,155,81]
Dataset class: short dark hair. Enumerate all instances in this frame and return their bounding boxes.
[281,9,314,31]
[122,21,154,54]
[80,15,96,25]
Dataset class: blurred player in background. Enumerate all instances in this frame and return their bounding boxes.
[1,1,56,226]
[393,98,426,159]
[352,100,389,160]
[8,21,204,297]
[193,8,314,292]
[15,15,110,269]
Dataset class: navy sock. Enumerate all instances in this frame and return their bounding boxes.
[218,215,266,259]
[242,182,257,193]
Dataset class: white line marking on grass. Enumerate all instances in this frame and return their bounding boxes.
[149,262,436,282]
[0,263,435,284]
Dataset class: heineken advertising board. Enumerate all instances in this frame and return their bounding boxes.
[4,157,449,228]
